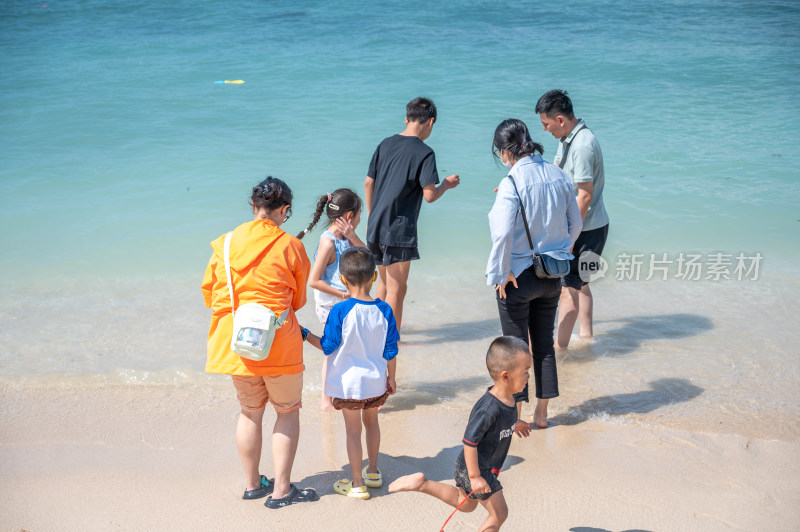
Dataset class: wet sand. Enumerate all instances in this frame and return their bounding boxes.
[1,382,797,531]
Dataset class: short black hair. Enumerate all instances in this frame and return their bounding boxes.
[486,336,529,379]
[339,246,376,287]
[535,89,574,119]
[406,97,437,124]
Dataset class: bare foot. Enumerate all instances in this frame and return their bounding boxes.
[388,472,426,493]
[533,407,549,428]
[532,415,548,428]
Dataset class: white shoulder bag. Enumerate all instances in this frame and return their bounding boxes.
[223,231,286,361]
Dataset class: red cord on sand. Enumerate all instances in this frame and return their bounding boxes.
[439,490,475,531]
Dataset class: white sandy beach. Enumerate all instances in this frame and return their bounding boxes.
[1,382,797,531]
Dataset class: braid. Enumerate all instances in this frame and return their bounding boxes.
[296,195,328,239]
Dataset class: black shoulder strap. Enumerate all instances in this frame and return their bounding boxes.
[506,175,536,257]
[557,124,587,169]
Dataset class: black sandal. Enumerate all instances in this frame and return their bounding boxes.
[264,484,319,509]
[243,475,274,500]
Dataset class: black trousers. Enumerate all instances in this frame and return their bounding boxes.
[495,265,562,403]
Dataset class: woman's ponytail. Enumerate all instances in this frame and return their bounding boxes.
[492,119,544,160]
[521,137,544,157]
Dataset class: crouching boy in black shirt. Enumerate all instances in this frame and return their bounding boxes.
[388,336,532,531]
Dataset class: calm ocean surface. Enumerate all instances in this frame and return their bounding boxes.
[1,1,798,437]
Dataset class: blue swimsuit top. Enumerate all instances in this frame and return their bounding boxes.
[314,230,351,291]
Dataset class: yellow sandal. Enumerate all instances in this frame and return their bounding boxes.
[362,466,383,488]
[333,479,370,500]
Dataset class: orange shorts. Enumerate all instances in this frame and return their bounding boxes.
[232,373,303,413]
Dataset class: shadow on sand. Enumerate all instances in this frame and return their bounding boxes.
[552,377,704,426]
[564,313,714,363]
[296,447,524,500]
[381,375,492,413]
[388,445,524,483]
[402,318,500,345]
[406,313,712,356]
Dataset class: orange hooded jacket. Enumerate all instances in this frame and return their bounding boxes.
[202,218,310,376]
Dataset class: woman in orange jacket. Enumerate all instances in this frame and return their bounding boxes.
[202,176,317,508]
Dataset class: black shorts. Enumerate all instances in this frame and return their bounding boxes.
[454,457,502,501]
[562,224,609,290]
[367,241,420,266]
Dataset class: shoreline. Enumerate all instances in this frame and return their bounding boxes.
[2,272,797,441]
[1,383,797,531]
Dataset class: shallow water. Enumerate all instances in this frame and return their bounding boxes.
[1,270,797,441]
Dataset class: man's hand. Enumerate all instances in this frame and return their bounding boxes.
[387,376,397,395]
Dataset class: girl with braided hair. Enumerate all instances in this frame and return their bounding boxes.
[298,187,365,410]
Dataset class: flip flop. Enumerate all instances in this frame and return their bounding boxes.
[362,466,383,488]
[333,479,370,500]
[264,484,319,509]
[242,475,274,500]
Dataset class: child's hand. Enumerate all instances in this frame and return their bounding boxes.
[387,376,397,395]
[514,419,531,438]
[334,217,357,242]
[469,475,490,495]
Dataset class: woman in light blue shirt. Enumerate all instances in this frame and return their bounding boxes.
[486,119,582,429]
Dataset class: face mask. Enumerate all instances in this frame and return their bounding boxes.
[502,158,513,170]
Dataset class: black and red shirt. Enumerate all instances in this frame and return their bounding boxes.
[461,389,517,472]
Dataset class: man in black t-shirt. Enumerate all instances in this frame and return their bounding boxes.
[389,337,532,531]
[364,97,460,328]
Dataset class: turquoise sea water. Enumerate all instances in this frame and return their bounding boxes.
[1,0,798,280]
[1,1,799,438]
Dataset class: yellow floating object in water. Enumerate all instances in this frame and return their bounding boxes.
[225,80,245,84]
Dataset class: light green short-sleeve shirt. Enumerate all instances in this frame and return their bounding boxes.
[554,119,609,231]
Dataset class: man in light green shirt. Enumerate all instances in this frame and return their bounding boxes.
[536,90,610,348]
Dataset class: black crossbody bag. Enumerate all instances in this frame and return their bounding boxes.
[506,175,570,279]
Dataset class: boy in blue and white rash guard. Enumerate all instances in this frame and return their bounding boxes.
[304,246,399,500]
[319,296,398,401]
